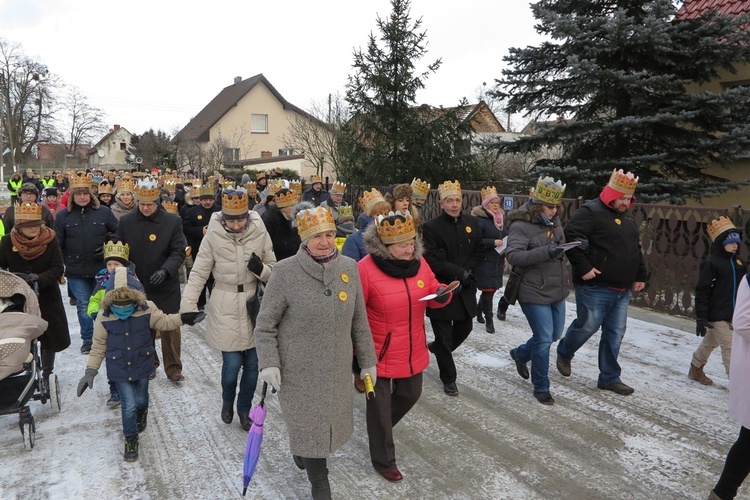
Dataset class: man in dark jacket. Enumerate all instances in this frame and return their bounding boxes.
[261,189,303,261]
[301,176,329,207]
[116,179,187,382]
[182,184,220,309]
[54,174,118,353]
[422,180,483,396]
[557,169,648,396]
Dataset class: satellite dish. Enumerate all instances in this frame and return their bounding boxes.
[98,150,105,158]
[135,157,143,164]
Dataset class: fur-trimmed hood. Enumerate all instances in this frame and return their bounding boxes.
[471,205,490,219]
[362,222,423,261]
[292,200,316,227]
[100,267,147,310]
[67,187,100,212]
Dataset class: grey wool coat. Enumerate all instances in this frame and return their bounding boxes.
[254,247,377,458]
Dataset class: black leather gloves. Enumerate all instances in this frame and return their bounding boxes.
[575,237,590,252]
[149,268,169,286]
[181,312,206,325]
[433,286,451,304]
[548,244,565,259]
[696,319,714,337]
[460,271,474,287]
[247,252,263,275]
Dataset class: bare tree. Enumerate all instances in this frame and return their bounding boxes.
[473,82,524,133]
[58,85,108,154]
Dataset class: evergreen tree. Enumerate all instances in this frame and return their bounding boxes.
[340,0,481,186]
[494,0,750,203]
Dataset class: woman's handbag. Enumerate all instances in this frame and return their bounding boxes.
[246,281,265,325]
[503,267,525,305]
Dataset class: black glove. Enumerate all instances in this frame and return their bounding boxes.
[696,319,714,337]
[433,286,451,304]
[548,244,565,259]
[181,311,206,326]
[149,268,169,286]
[247,252,263,275]
[575,237,589,252]
[460,270,474,287]
[76,368,98,397]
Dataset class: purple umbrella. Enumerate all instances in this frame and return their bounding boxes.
[242,382,269,496]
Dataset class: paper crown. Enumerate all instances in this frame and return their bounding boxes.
[134,178,161,202]
[329,181,346,195]
[161,179,177,194]
[310,175,323,185]
[103,240,130,263]
[607,169,639,196]
[411,178,430,200]
[338,205,353,218]
[275,167,283,175]
[296,206,337,242]
[359,188,386,214]
[481,186,499,202]
[245,181,257,195]
[98,182,114,195]
[198,183,214,199]
[13,203,42,223]
[162,200,179,214]
[116,179,135,194]
[438,180,461,200]
[289,180,302,196]
[256,171,266,180]
[69,172,93,190]
[376,211,417,245]
[532,176,566,206]
[221,180,235,191]
[222,191,249,216]
[267,180,284,196]
[275,189,299,208]
[707,216,737,242]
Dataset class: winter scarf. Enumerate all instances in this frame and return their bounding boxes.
[302,244,339,263]
[11,225,56,261]
[370,253,421,278]
[481,199,504,230]
[113,196,135,212]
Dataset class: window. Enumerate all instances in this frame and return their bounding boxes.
[120,142,127,151]
[252,114,268,133]
[223,148,240,162]
[278,148,294,156]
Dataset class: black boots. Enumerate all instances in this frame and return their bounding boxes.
[221,403,233,424]
[124,434,139,461]
[475,299,485,324]
[497,295,509,321]
[302,457,332,500]
[136,409,148,433]
[480,297,495,333]
[238,411,252,431]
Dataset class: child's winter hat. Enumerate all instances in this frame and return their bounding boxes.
[104,267,145,307]
[707,216,739,243]
[103,240,130,266]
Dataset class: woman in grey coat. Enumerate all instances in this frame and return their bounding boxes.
[254,205,377,500]
[506,177,570,406]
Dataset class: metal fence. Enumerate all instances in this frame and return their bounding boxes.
[345,186,747,318]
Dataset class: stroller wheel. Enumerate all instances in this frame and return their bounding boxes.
[49,373,61,412]
[19,407,35,450]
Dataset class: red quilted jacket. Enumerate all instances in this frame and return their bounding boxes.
[358,255,450,378]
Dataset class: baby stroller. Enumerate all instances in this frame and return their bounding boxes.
[0,270,61,449]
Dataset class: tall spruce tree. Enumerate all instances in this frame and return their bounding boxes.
[340,0,481,186]
[494,0,750,203]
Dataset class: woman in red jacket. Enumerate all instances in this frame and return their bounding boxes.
[358,211,452,483]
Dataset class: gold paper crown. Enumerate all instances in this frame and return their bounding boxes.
[359,188,386,214]
[245,181,257,195]
[103,240,130,262]
[310,175,323,184]
[275,167,283,175]
[69,172,93,190]
[411,178,430,200]
[275,190,299,208]
[199,183,215,198]
[221,180,235,191]
[533,176,566,206]
[296,206,336,242]
[438,180,461,200]
[256,171,266,180]
[338,205,353,218]
[329,181,347,195]
[161,180,176,194]
[376,211,417,245]
[707,216,737,242]
[134,178,161,202]
[14,202,42,223]
[481,186,498,202]
[607,169,639,196]
[289,180,302,196]
[162,200,179,214]
[222,191,249,216]
[267,180,284,196]
[116,179,135,194]
[98,182,114,195]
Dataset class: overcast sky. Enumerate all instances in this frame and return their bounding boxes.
[2,0,543,136]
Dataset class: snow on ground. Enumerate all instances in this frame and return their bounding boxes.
[0,284,743,499]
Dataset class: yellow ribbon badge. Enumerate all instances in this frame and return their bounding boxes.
[614,219,622,225]
[197,215,203,220]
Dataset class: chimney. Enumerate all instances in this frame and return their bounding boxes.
[113,124,120,130]
[234,76,242,84]
[261,151,272,158]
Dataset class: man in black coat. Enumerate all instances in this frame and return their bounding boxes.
[422,180,483,396]
[182,185,220,308]
[261,189,303,261]
[115,181,187,381]
[301,176,329,207]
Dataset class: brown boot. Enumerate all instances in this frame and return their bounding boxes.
[688,364,714,386]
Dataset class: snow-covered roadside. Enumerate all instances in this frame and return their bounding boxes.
[0,284,743,499]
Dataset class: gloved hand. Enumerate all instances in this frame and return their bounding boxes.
[696,319,714,337]
[460,270,474,287]
[247,252,263,275]
[548,244,565,259]
[260,367,281,392]
[575,237,590,252]
[149,268,169,286]
[180,311,206,325]
[360,365,377,388]
[76,368,98,397]
[433,286,451,304]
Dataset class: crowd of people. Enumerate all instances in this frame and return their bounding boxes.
[3,165,750,499]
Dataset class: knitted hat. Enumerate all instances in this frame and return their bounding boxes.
[45,187,58,197]
[723,232,742,245]
[18,182,39,196]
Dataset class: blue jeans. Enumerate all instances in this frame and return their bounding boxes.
[516,300,566,393]
[115,379,149,436]
[67,277,96,343]
[557,284,631,384]
[221,349,258,416]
